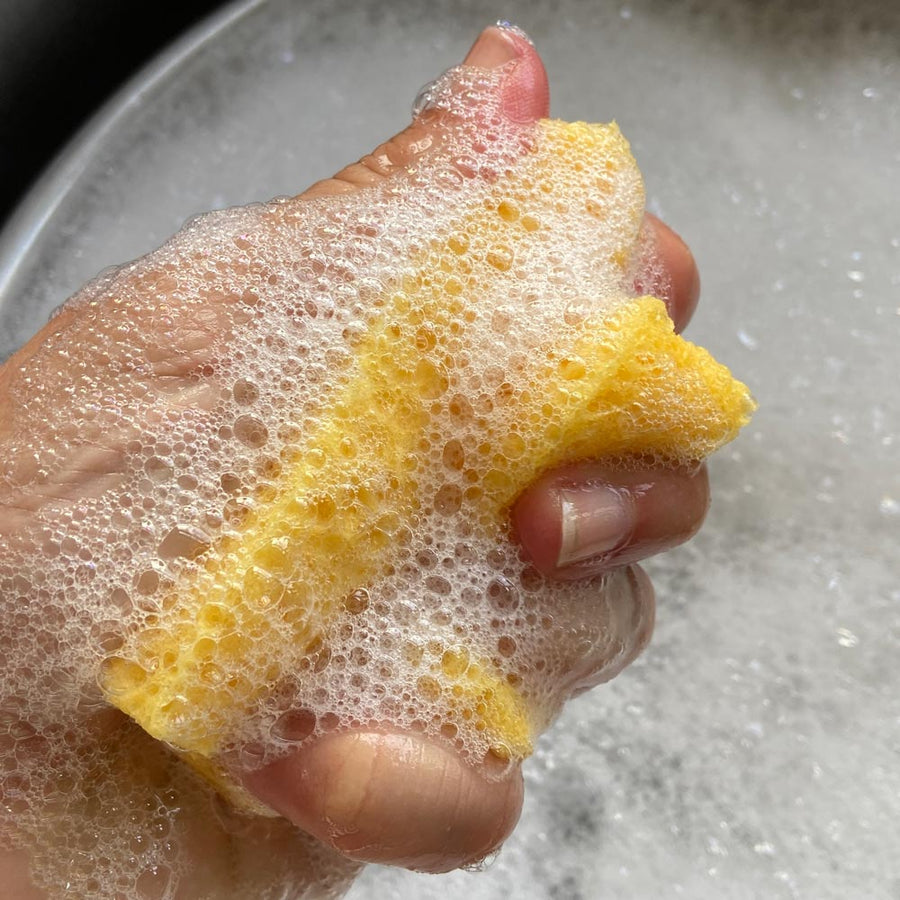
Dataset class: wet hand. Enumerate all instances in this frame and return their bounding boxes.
[0,25,710,898]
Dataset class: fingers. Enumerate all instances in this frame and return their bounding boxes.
[637,213,701,333]
[242,731,523,874]
[206,27,697,876]
[542,564,656,698]
[513,461,710,579]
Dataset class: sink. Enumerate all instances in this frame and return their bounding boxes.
[0,1,897,897]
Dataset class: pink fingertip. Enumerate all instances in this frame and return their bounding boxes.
[462,25,550,124]
[500,30,550,122]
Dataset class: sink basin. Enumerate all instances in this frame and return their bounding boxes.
[0,1,897,897]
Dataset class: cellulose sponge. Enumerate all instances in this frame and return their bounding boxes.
[95,89,754,810]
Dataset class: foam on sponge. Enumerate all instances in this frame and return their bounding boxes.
[0,62,753,897]
[101,117,753,806]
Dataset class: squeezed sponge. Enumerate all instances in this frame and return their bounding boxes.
[101,118,754,810]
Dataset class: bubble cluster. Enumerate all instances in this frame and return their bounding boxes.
[0,59,748,898]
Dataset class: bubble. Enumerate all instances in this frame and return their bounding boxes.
[232,378,260,405]
[487,576,519,611]
[271,708,317,742]
[343,588,370,614]
[486,244,515,272]
[434,483,463,515]
[411,77,440,118]
[143,456,173,483]
[233,414,269,448]
[157,525,211,561]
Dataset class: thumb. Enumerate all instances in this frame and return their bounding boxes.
[243,731,523,873]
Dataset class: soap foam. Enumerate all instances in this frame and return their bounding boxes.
[1,62,658,898]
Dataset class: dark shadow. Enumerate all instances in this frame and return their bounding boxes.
[0,0,227,224]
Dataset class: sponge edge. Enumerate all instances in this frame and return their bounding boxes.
[97,115,754,814]
[540,294,756,472]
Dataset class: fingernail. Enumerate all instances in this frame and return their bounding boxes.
[460,25,547,124]
[463,25,522,68]
[557,486,634,567]
[494,21,535,46]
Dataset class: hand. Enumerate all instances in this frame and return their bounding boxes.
[0,25,707,898]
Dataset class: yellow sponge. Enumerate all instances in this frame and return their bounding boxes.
[101,118,754,810]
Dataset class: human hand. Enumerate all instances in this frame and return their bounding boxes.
[0,25,708,898]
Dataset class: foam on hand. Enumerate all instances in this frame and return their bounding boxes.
[0,59,753,898]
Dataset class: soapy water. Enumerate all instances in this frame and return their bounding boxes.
[0,57,688,898]
[0,1,896,898]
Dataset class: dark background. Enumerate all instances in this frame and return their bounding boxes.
[0,0,227,228]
